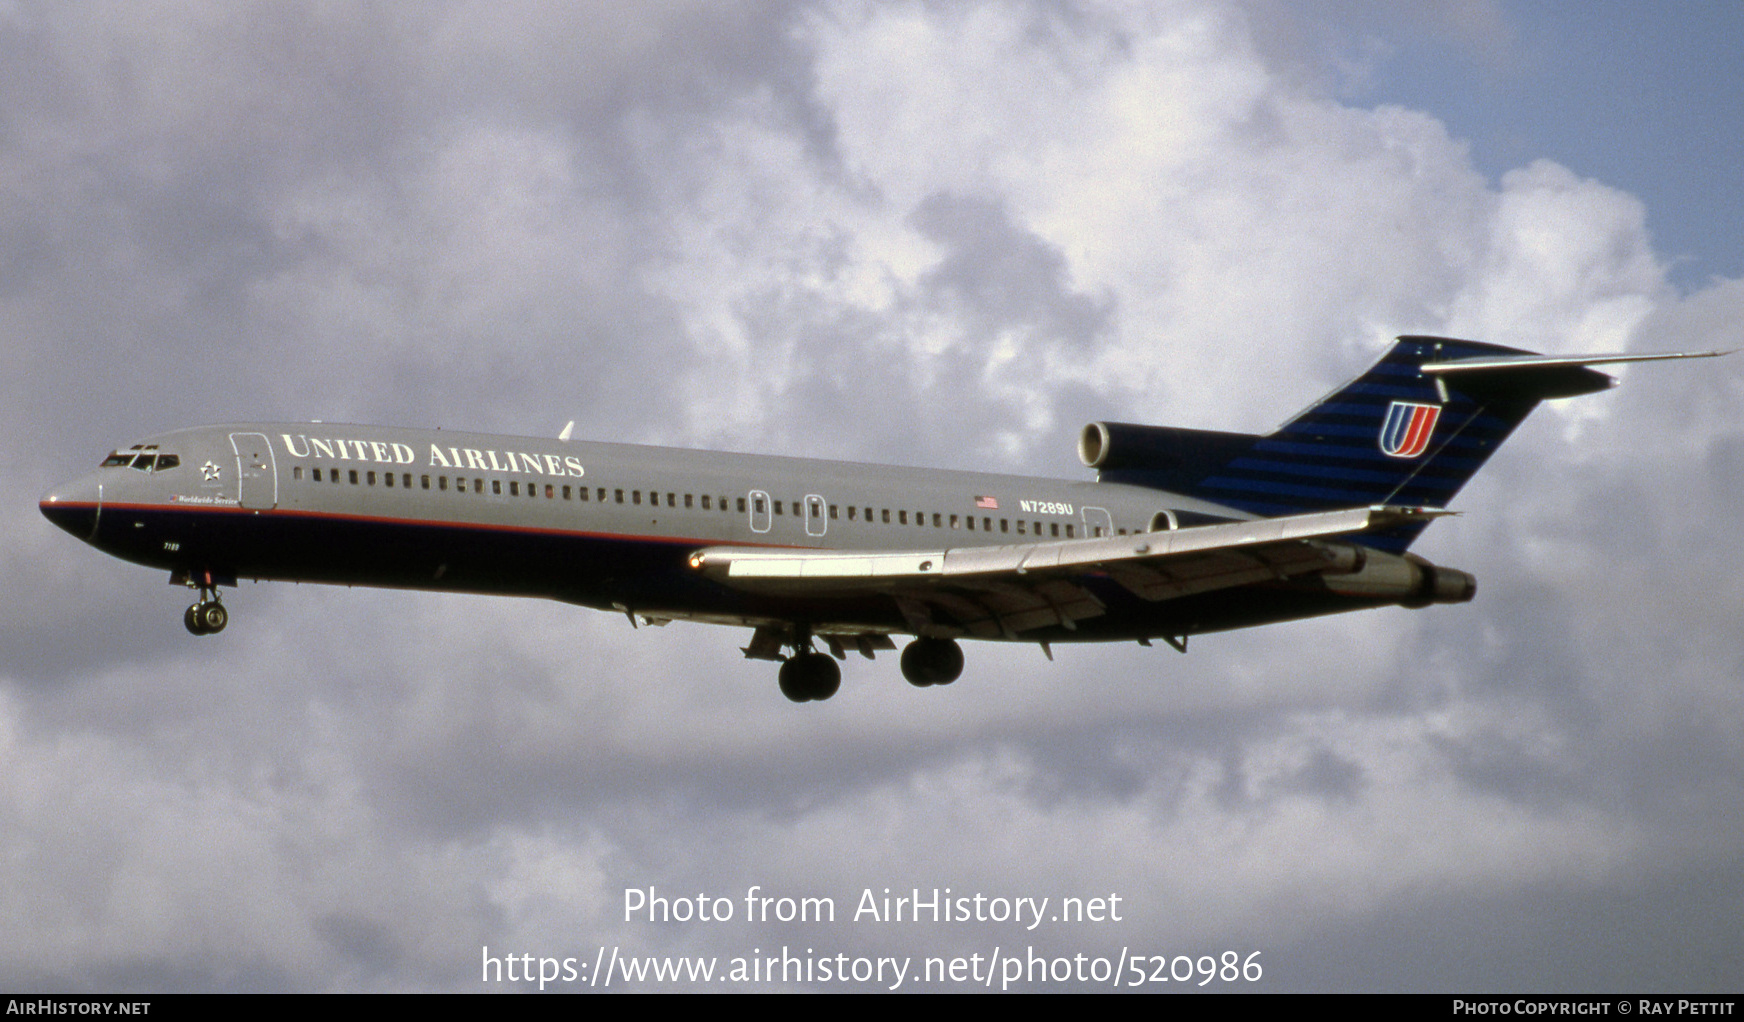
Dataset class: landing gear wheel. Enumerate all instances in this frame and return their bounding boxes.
[778,657,807,702]
[805,653,841,701]
[184,598,227,636]
[181,570,228,636]
[197,602,228,634]
[779,651,842,702]
[901,638,964,687]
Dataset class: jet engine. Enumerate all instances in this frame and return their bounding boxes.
[1078,421,1259,488]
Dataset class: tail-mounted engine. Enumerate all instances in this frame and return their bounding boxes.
[1078,421,1259,491]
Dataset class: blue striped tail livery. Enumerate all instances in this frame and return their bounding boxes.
[1085,335,1679,552]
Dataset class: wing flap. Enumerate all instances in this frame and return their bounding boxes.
[1102,541,1339,602]
[690,505,1439,637]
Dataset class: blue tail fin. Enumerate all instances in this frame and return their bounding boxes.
[1093,336,1618,552]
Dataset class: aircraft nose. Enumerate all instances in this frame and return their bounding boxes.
[40,477,101,541]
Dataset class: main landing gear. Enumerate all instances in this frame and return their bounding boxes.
[181,571,227,636]
[900,637,963,687]
[750,625,963,702]
[778,650,841,703]
[776,623,842,703]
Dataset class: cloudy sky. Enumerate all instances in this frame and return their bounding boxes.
[7,0,1742,992]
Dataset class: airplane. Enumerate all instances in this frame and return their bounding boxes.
[40,336,1719,702]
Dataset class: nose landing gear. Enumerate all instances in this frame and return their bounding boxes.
[184,599,227,635]
[179,570,228,636]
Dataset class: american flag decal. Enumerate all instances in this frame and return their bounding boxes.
[1378,401,1441,458]
[974,495,999,510]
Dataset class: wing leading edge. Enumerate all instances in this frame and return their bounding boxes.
[690,505,1459,640]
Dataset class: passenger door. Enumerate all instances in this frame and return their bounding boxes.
[1081,505,1112,538]
[229,432,278,510]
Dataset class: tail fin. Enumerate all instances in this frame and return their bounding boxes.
[1091,336,1720,552]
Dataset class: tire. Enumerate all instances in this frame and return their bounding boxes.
[804,652,841,701]
[901,638,963,687]
[779,652,842,702]
[198,602,228,634]
[778,657,811,702]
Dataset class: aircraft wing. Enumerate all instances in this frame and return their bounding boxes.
[689,505,1441,639]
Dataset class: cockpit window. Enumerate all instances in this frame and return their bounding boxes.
[100,444,178,472]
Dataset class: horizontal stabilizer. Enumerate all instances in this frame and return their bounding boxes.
[1421,348,1727,400]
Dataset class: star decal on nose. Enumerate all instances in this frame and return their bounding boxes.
[201,460,222,481]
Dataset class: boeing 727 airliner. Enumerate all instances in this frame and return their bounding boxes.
[40,337,1717,701]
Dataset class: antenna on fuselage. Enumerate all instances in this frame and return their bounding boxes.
[558,420,574,442]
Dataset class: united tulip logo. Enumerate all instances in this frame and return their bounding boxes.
[1378,401,1440,458]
